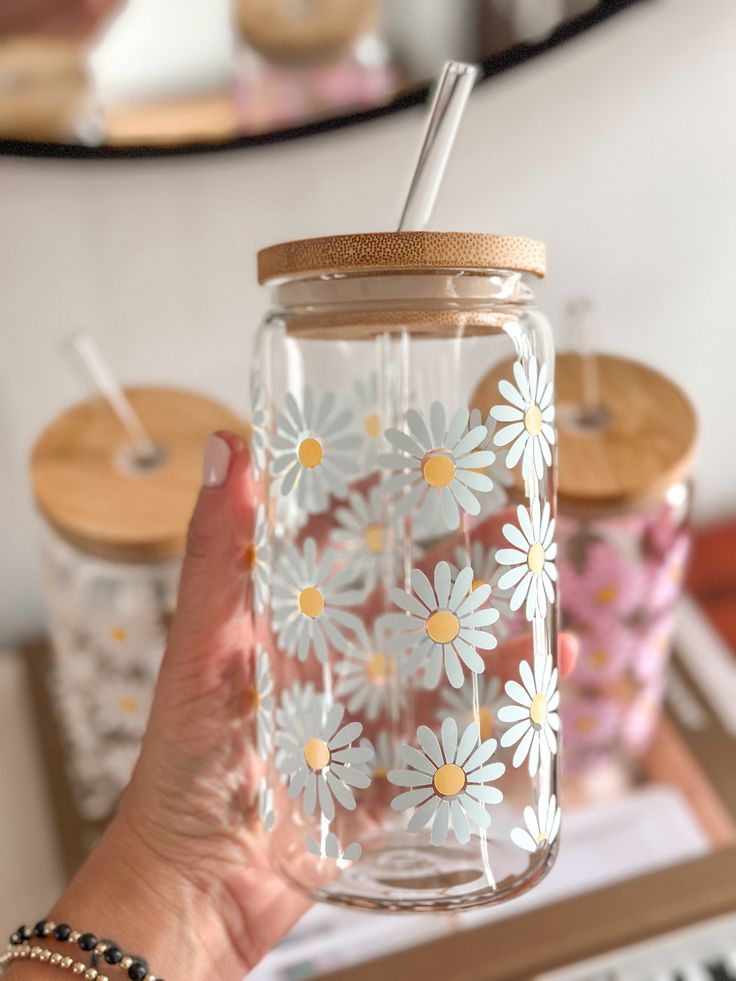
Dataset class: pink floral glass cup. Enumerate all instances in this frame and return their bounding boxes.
[553,353,696,774]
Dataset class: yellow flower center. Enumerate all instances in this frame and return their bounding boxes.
[589,649,608,668]
[364,524,384,554]
[575,715,596,734]
[527,542,545,574]
[524,403,543,436]
[530,693,548,727]
[118,697,139,714]
[426,610,460,644]
[536,831,549,844]
[471,577,487,592]
[367,652,391,682]
[297,437,323,469]
[298,586,325,619]
[304,738,331,771]
[373,766,388,779]
[476,707,494,741]
[433,763,466,798]
[595,585,617,605]
[109,627,127,643]
[246,542,257,570]
[363,413,381,439]
[422,453,456,488]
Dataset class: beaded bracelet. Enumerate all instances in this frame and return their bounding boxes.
[1,942,105,977]
[4,923,165,981]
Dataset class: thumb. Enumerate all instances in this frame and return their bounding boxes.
[165,431,254,674]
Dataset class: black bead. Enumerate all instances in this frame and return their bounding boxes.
[104,946,123,965]
[54,923,72,942]
[18,926,31,941]
[128,961,148,981]
[78,933,97,951]
[33,921,47,938]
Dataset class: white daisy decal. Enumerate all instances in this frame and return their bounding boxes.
[490,356,555,480]
[438,673,505,743]
[361,730,394,779]
[253,644,274,757]
[334,625,401,722]
[378,402,495,531]
[248,503,270,615]
[511,793,561,853]
[388,718,505,846]
[352,373,383,471]
[498,649,560,776]
[331,487,390,591]
[258,776,275,832]
[275,683,373,819]
[250,369,268,479]
[452,540,513,640]
[271,538,366,663]
[306,832,362,862]
[271,388,361,515]
[496,501,557,620]
[384,561,498,689]
[468,408,514,513]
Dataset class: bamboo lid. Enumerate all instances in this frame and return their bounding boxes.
[258,231,546,284]
[235,0,377,63]
[471,353,697,512]
[30,387,246,562]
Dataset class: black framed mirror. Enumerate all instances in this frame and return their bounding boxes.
[0,0,640,158]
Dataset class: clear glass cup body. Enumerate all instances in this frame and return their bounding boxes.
[40,527,179,821]
[250,268,559,911]
[557,482,691,773]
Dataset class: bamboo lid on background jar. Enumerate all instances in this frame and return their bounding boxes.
[472,353,697,513]
[30,387,246,562]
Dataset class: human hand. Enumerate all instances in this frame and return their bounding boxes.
[29,432,576,981]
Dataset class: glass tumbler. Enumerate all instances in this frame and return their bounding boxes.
[552,353,696,772]
[30,387,245,826]
[250,231,560,911]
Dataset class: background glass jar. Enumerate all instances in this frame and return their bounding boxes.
[30,387,245,826]
[552,353,696,774]
[251,231,560,912]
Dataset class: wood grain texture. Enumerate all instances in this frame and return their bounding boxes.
[30,387,247,561]
[258,231,546,283]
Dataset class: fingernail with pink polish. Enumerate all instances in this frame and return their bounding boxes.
[203,434,231,487]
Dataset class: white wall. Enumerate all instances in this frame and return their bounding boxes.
[1,0,733,643]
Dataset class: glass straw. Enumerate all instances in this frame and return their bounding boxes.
[398,60,479,231]
[64,331,161,466]
[565,297,604,428]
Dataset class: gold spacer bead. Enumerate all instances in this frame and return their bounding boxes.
[30,945,41,958]
[94,943,108,955]
[120,956,133,969]
[73,962,86,974]
[51,952,63,964]
[98,976,109,981]
[44,922,56,936]
[70,931,81,943]
[39,948,52,961]
[85,969,98,979]
[62,955,74,967]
